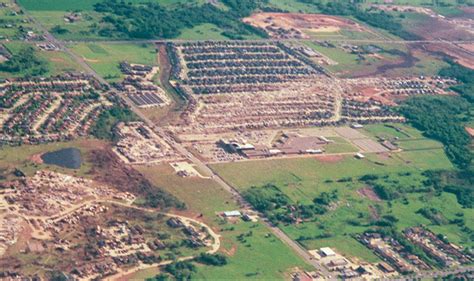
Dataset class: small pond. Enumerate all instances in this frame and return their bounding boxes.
[41,147,82,169]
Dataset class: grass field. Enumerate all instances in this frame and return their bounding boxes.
[365,0,468,6]
[18,0,208,11]
[209,125,473,262]
[134,164,312,280]
[304,41,449,78]
[263,0,319,13]
[178,24,229,41]
[0,139,106,181]
[0,42,83,79]
[69,43,157,81]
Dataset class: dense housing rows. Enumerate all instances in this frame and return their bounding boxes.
[0,75,110,144]
[172,41,323,95]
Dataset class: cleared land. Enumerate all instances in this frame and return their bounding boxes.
[209,125,473,266]
[243,13,378,40]
[134,164,313,280]
[69,43,158,82]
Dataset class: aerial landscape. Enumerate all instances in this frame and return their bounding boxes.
[0,0,473,280]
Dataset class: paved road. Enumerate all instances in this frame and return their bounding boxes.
[406,266,474,280]
[54,38,474,45]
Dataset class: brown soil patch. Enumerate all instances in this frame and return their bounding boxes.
[30,153,44,164]
[221,244,238,257]
[243,12,366,39]
[459,43,474,53]
[49,57,65,63]
[83,57,100,63]
[27,239,45,253]
[368,205,380,220]
[465,127,474,138]
[315,155,344,163]
[357,187,382,202]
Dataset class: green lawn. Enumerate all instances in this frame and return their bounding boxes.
[0,139,105,181]
[324,136,359,153]
[135,164,312,280]
[0,42,83,79]
[210,126,471,262]
[69,43,157,81]
[263,0,319,13]
[18,0,208,11]
[178,24,229,41]
[362,123,422,140]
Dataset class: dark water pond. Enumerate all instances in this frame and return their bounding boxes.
[41,147,82,169]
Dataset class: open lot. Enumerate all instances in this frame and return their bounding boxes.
[69,43,158,82]
[134,164,313,280]
[208,124,472,268]
[0,42,84,79]
[244,13,380,40]
[303,41,451,78]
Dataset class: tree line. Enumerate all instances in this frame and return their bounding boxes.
[94,0,267,40]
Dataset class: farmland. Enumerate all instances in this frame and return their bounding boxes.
[208,124,474,266]
[134,164,313,280]
[211,154,472,253]
[69,43,158,82]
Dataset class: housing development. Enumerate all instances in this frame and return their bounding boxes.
[0,0,473,280]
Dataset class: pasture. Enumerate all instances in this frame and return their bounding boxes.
[18,0,208,11]
[69,43,157,81]
[135,164,312,280]
[0,139,106,181]
[0,42,83,79]
[210,126,471,262]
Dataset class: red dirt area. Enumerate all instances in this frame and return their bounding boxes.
[29,153,44,164]
[221,244,238,257]
[357,187,382,202]
[465,127,474,138]
[315,155,344,163]
[243,13,366,39]
[347,85,396,106]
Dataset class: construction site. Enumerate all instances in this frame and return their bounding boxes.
[243,13,374,39]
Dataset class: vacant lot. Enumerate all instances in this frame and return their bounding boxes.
[135,164,312,280]
[244,12,377,40]
[0,139,106,181]
[69,43,157,81]
[210,126,471,261]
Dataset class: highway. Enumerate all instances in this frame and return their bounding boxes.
[16,6,473,278]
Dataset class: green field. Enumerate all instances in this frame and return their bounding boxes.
[0,42,83,79]
[135,164,312,280]
[365,0,469,6]
[209,126,473,262]
[304,41,450,78]
[0,139,105,181]
[69,43,157,81]
[263,0,319,13]
[178,24,229,40]
[18,0,208,11]
[0,0,39,40]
